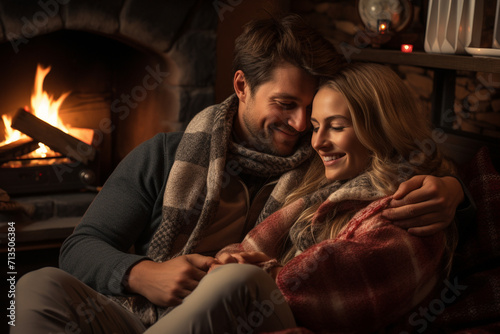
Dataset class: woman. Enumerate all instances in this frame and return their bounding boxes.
[149,63,458,334]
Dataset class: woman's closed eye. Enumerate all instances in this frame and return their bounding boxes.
[311,125,346,133]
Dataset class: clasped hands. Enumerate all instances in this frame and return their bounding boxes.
[126,252,275,308]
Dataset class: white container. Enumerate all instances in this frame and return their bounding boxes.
[424,0,469,54]
[493,0,500,48]
[443,0,468,53]
[464,0,484,48]
[424,0,441,53]
[436,1,451,52]
[463,0,500,57]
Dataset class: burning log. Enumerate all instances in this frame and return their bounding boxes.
[11,108,96,165]
[0,138,39,163]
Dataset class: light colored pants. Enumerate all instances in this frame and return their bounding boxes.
[13,264,296,334]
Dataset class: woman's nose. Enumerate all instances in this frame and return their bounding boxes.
[312,130,328,151]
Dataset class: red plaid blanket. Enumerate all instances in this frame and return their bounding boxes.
[219,196,448,333]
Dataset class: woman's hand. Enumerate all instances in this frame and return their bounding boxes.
[229,251,273,264]
[210,252,273,271]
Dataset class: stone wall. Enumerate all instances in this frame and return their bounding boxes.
[454,71,500,138]
[0,0,219,125]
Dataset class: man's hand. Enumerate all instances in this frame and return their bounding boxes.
[126,254,217,307]
[382,175,464,236]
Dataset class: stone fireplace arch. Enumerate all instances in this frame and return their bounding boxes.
[0,0,218,179]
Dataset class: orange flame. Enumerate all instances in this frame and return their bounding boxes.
[1,114,22,145]
[31,65,71,132]
[0,64,70,153]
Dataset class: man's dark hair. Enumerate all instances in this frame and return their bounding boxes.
[232,14,345,93]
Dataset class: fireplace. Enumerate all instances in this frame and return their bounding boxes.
[0,0,218,194]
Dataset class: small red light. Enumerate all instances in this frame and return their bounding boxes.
[401,44,413,53]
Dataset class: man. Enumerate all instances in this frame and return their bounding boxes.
[14,14,469,333]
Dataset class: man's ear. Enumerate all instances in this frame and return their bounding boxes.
[233,70,249,103]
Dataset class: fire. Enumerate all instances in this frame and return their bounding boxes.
[1,64,95,167]
[1,114,22,145]
[1,64,70,153]
[31,65,71,133]
[30,65,71,157]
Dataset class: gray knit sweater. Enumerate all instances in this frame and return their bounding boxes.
[59,132,182,296]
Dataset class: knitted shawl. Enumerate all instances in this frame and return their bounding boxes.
[114,94,314,326]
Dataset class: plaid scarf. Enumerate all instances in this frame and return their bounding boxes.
[223,172,390,263]
[114,94,313,326]
[288,174,388,255]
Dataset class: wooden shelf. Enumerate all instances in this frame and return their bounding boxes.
[348,48,500,73]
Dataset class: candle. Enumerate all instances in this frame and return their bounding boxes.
[401,44,414,53]
[377,19,390,34]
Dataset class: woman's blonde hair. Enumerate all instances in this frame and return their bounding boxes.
[281,63,457,271]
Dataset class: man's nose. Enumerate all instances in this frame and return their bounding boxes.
[287,108,308,132]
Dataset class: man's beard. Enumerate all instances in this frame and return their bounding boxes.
[242,118,300,156]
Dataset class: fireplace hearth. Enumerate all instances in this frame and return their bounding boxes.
[0,0,218,192]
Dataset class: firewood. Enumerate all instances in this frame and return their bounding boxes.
[0,138,39,163]
[11,108,96,165]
